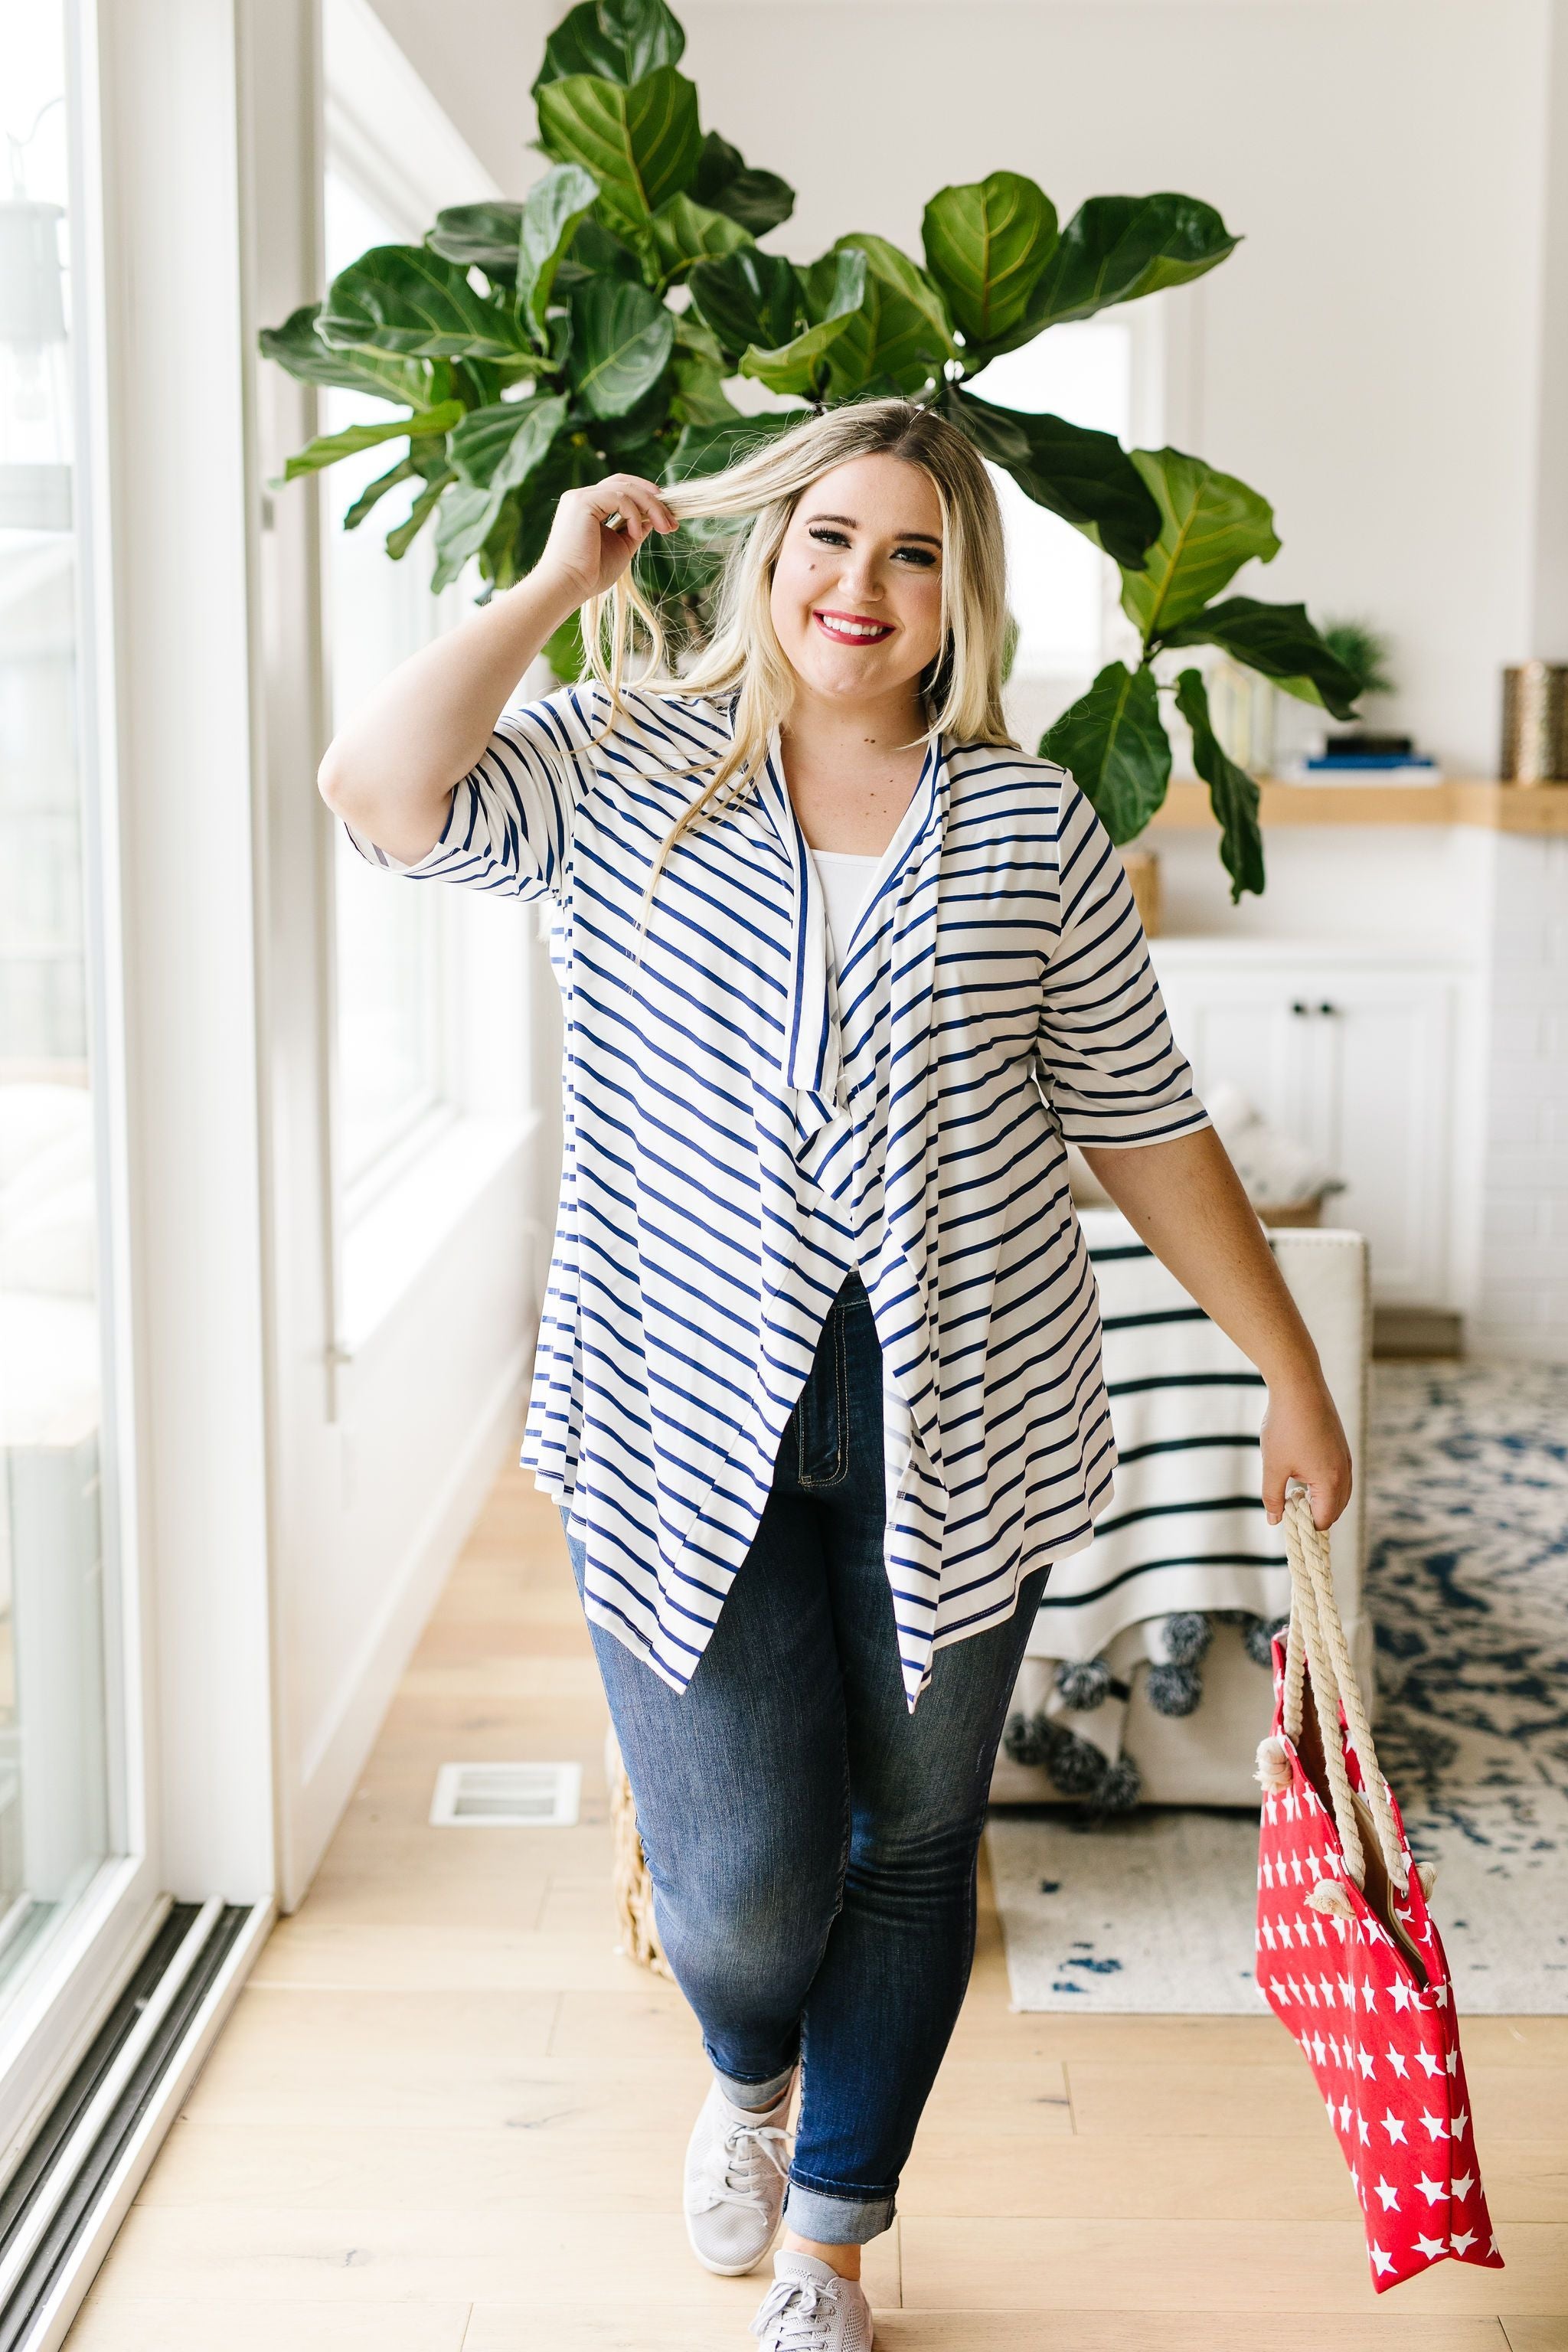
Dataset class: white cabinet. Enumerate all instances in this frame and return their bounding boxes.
[1149,944,1473,1308]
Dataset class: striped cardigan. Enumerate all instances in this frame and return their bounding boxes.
[349,681,1211,1712]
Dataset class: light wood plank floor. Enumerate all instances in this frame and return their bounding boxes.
[70,1461,1568,2350]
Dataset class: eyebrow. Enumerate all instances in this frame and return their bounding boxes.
[804,511,942,547]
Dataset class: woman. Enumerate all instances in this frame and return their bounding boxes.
[321,398,1351,2350]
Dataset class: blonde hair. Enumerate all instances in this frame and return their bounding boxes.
[578,398,1017,915]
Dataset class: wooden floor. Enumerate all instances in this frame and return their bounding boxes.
[70,1458,1568,2350]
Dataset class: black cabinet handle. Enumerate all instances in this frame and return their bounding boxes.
[1318,1001,1337,1017]
[1290,1000,1308,1016]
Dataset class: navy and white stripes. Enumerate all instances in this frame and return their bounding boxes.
[348,682,1211,1713]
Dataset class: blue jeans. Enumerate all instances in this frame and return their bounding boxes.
[560,1270,1050,2244]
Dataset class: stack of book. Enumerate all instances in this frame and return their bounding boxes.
[1285,732,1442,786]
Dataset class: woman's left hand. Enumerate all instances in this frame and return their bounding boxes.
[1259,1371,1353,1530]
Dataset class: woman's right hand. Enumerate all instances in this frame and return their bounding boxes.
[536,473,678,608]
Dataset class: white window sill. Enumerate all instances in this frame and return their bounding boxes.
[339,1109,539,1357]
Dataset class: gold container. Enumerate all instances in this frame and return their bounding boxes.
[1500,661,1568,782]
[1120,844,1161,936]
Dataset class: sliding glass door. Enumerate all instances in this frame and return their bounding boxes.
[0,0,150,2137]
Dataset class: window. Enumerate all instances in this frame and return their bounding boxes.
[0,0,124,2020]
[323,165,456,1202]
[980,321,1135,684]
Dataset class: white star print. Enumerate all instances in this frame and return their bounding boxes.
[1312,1916,1328,1946]
[1311,2034,1328,2065]
[1260,1919,1276,1952]
[1413,2049,1441,2078]
[1373,2180,1400,2210]
[1318,1977,1336,2006]
[1384,2047,1408,2079]
[1289,1853,1304,1885]
[1446,2048,1458,2075]
[1413,2232,1449,2259]
[1303,1978,1321,2007]
[1452,2106,1468,2136]
[1433,1984,1448,2007]
[1452,2171,1474,2200]
[1268,1978,1288,2004]
[1380,2111,1407,2144]
[1361,1982,1377,2009]
[1357,2115,1370,2145]
[1451,2228,1478,2256]
[1338,2097,1353,2132]
[1420,2111,1449,2141]
[1370,2245,1394,2276]
[1338,1975,1355,2005]
[1415,2174,1445,2203]
[1357,2047,1377,2079]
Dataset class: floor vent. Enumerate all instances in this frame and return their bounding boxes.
[430,1761,582,1828]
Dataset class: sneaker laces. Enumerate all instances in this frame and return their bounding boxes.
[749,2271,841,2349]
[720,2116,792,2210]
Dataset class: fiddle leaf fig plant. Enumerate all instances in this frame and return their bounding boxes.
[261,0,1358,898]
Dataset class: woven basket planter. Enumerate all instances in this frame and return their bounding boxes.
[605,1723,672,1978]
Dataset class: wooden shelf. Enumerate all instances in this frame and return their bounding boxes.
[1146,778,1568,833]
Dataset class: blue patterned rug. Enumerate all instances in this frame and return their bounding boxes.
[987,1360,1568,2012]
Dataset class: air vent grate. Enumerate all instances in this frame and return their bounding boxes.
[430,1761,582,1828]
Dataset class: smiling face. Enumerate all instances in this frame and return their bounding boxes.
[768,453,946,713]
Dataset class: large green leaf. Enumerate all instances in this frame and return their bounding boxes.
[448,397,560,488]
[432,394,570,592]
[665,412,799,482]
[321,246,538,362]
[532,0,684,93]
[645,191,753,289]
[691,130,795,235]
[687,248,801,364]
[669,308,737,425]
[825,233,956,397]
[1156,595,1361,719]
[385,469,453,560]
[277,400,463,484]
[1119,449,1280,641]
[1026,193,1240,333]
[1039,661,1171,845]
[740,247,867,397]
[432,485,501,594]
[554,215,644,292]
[342,456,415,530]
[1174,667,1265,902]
[567,276,675,416]
[950,388,1161,570]
[426,201,525,283]
[517,164,602,335]
[258,302,436,407]
[921,172,1057,348]
[535,68,701,230]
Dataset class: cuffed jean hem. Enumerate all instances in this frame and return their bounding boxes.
[780,2177,897,2246]
[711,2058,797,2110]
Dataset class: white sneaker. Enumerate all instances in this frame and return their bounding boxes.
[750,2251,875,2350]
[683,2076,794,2275]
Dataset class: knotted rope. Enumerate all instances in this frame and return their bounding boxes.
[1257,1485,1409,1903]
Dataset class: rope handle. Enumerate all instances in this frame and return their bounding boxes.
[1276,1485,1407,1897]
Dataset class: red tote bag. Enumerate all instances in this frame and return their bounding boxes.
[1254,1490,1504,2292]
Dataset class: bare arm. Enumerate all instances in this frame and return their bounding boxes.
[1078,1123,1353,1532]
[316,471,677,867]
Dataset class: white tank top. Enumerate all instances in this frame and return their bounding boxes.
[811,848,880,975]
